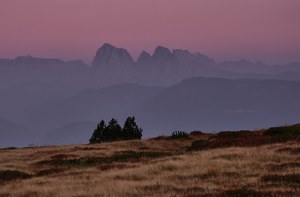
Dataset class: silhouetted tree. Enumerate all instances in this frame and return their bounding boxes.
[105,118,122,141]
[89,117,143,143]
[89,120,106,143]
[123,116,143,140]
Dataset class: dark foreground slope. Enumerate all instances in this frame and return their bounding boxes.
[0,125,299,197]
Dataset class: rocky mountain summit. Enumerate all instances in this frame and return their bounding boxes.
[90,43,223,86]
[92,43,134,68]
[92,43,215,68]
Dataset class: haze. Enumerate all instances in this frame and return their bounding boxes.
[1,1,300,147]
[1,0,300,64]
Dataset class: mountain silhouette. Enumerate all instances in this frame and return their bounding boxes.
[92,43,134,68]
[135,77,300,136]
[1,43,300,146]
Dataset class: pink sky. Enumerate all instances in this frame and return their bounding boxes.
[0,0,299,64]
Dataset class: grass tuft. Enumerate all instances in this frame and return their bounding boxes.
[261,174,300,185]
[264,125,300,140]
[276,147,300,154]
[220,188,272,197]
[35,168,66,177]
[37,151,172,168]
[214,130,254,139]
[0,170,31,183]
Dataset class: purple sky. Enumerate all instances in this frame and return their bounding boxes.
[0,0,299,64]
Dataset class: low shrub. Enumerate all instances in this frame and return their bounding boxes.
[0,170,31,183]
[221,188,272,197]
[267,162,300,171]
[0,147,17,151]
[276,147,300,154]
[98,163,132,171]
[189,131,204,136]
[37,151,172,168]
[188,140,210,151]
[215,130,254,139]
[35,168,66,177]
[189,135,274,151]
[171,131,188,139]
[263,125,300,140]
[261,174,300,184]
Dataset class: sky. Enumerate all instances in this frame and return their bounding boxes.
[0,0,300,64]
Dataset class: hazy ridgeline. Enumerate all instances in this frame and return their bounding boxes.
[1,43,300,147]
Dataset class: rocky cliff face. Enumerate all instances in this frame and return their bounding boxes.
[92,43,215,69]
[136,51,152,65]
[91,43,134,68]
[90,43,225,86]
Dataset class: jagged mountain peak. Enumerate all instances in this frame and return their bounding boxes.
[152,46,172,60]
[173,49,193,57]
[102,43,114,48]
[13,55,65,65]
[92,43,134,67]
[137,51,152,65]
[140,50,151,57]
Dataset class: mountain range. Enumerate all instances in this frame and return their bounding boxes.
[0,43,300,147]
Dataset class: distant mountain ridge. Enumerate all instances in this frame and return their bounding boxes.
[1,43,300,86]
[89,43,300,86]
[1,43,300,146]
[90,43,215,68]
[135,77,300,136]
[23,77,300,144]
[0,55,87,67]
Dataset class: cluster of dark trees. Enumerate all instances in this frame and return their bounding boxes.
[89,116,143,143]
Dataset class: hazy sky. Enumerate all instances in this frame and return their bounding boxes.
[0,0,299,64]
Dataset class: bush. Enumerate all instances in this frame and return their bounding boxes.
[171,131,188,139]
[0,170,31,182]
[215,130,253,139]
[38,151,172,168]
[263,125,300,140]
[188,140,210,151]
[222,188,271,197]
[261,174,300,184]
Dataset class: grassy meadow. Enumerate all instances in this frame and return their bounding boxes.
[0,128,299,197]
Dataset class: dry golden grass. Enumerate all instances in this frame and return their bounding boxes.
[0,134,299,197]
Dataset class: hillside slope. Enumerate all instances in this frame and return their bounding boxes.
[0,127,299,196]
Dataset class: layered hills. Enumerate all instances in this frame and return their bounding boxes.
[0,43,300,146]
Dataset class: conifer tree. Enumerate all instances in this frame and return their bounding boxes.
[89,116,143,143]
[123,116,143,140]
[89,120,106,143]
[105,118,122,141]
